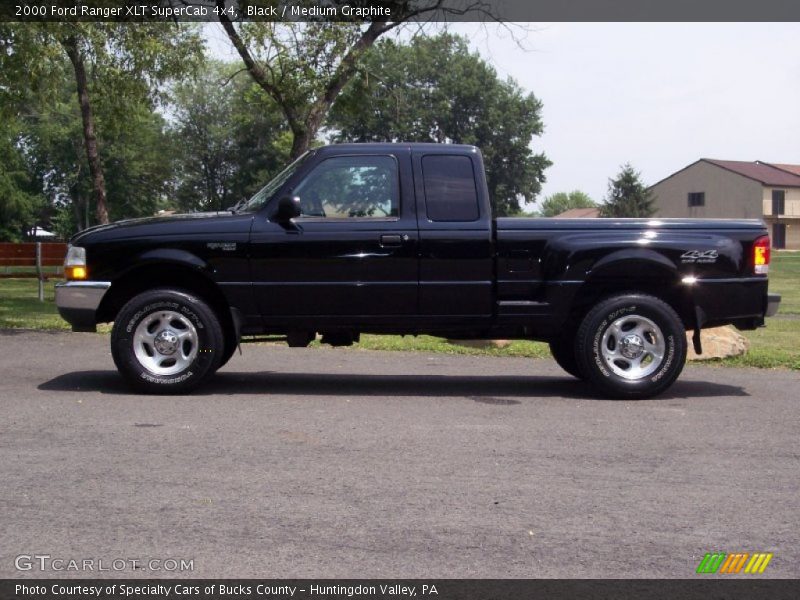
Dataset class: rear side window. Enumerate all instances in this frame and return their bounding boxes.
[422,155,480,222]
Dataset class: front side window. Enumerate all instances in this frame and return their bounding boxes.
[294,155,399,219]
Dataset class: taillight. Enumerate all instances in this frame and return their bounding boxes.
[752,235,770,275]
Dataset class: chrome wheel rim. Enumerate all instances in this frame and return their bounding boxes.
[600,314,666,380]
[133,310,198,376]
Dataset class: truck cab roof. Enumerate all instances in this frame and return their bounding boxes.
[313,142,480,155]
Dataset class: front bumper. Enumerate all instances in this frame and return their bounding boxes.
[766,293,781,318]
[55,281,111,332]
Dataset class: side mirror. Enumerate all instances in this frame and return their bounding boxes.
[275,195,301,222]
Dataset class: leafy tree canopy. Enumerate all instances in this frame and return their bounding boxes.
[0,30,191,237]
[0,116,44,242]
[0,23,552,240]
[169,61,290,212]
[216,2,498,159]
[329,33,550,216]
[0,22,202,225]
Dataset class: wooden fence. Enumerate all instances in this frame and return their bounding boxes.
[0,242,67,270]
[0,242,67,301]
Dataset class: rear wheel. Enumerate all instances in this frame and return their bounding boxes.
[575,294,686,399]
[111,289,224,394]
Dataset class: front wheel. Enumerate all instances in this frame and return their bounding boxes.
[575,294,687,399]
[549,334,584,379]
[111,289,224,394]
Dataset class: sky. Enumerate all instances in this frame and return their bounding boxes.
[205,22,800,207]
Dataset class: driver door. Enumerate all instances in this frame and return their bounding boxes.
[249,151,419,322]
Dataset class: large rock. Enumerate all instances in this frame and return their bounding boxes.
[686,326,749,360]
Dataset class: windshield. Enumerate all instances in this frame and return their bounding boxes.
[237,151,312,212]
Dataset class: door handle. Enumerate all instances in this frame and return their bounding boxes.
[379,234,403,247]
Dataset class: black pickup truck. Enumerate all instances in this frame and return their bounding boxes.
[56,143,780,398]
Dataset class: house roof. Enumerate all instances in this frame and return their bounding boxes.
[553,207,600,218]
[702,159,800,187]
[762,162,800,177]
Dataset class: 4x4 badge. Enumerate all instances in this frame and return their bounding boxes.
[681,249,718,263]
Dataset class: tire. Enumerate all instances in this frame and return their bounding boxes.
[218,334,238,370]
[575,294,687,399]
[549,333,584,379]
[111,288,224,394]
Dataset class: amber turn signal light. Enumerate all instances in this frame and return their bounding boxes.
[65,266,88,280]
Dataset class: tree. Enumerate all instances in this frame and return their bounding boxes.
[0,118,43,241]
[216,1,496,160]
[101,101,177,222]
[0,23,203,224]
[60,33,106,224]
[538,190,596,217]
[328,33,550,215]
[170,61,290,212]
[600,164,656,218]
[0,37,189,239]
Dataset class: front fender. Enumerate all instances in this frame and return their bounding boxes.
[133,248,209,272]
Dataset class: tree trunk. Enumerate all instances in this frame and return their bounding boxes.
[70,184,85,231]
[289,126,314,160]
[62,35,109,225]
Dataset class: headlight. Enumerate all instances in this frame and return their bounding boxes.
[64,245,88,280]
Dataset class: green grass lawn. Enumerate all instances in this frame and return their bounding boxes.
[1,252,797,369]
[716,318,800,370]
[0,278,68,330]
[344,335,552,359]
[768,251,800,315]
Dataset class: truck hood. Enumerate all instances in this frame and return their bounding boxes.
[71,211,254,245]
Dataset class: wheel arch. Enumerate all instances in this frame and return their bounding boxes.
[97,261,238,348]
[568,250,695,331]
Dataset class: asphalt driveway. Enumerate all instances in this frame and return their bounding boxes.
[0,330,797,578]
